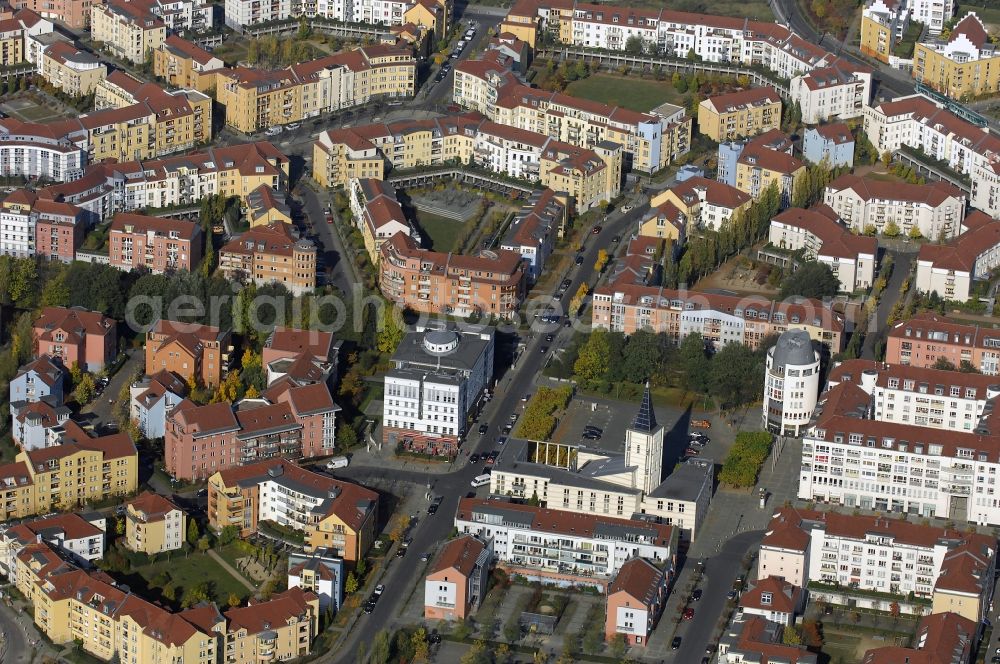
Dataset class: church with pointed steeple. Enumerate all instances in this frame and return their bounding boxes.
[624,383,665,494]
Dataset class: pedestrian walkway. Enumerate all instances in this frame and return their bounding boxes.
[207,549,257,594]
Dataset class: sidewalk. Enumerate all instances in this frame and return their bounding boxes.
[207,549,258,594]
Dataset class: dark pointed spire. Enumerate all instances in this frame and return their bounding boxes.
[631,381,657,432]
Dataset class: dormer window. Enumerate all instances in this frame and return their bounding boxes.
[760,592,772,605]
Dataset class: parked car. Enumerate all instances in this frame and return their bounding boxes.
[621,204,633,213]
[374,584,385,596]
[671,636,682,650]
[420,552,430,561]
[692,588,703,601]
[561,278,572,289]
[582,431,602,441]
[685,448,700,456]
[363,602,375,614]
[540,346,549,354]
[545,334,554,342]
[264,126,282,136]
[478,424,489,435]
[591,225,602,234]
[575,255,584,265]
[682,608,695,620]
[502,425,512,435]
[286,122,301,130]
[585,426,603,435]
[692,419,712,428]
[470,453,480,463]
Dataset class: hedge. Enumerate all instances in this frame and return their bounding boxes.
[515,386,573,441]
[718,431,773,488]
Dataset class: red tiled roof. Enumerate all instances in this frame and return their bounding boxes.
[127,491,181,522]
[917,211,1000,272]
[608,557,664,605]
[110,213,200,241]
[703,87,781,114]
[225,587,317,635]
[827,174,964,207]
[771,206,877,259]
[428,535,486,577]
[739,577,802,614]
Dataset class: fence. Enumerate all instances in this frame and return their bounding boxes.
[239,17,385,39]
[388,168,538,196]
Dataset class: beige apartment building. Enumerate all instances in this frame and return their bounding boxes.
[153,34,224,90]
[913,13,1000,99]
[214,45,415,134]
[90,0,166,64]
[123,491,186,555]
[698,87,782,142]
[734,131,808,205]
[0,423,138,521]
[823,174,966,238]
[40,41,106,96]
[219,222,317,296]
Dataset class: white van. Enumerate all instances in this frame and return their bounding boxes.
[326,456,349,470]
[470,474,491,488]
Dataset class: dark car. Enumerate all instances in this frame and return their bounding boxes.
[363,602,375,614]
[671,636,682,650]
[591,225,602,234]
[427,503,439,515]
[692,588,703,601]
[575,255,585,265]
[540,346,549,354]
[502,425,512,435]
[561,279,572,289]
[429,632,442,645]
[584,426,603,435]
[470,453,480,463]
[478,424,488,435]
[545,334,554,342]
[582,431,601,440]
[612,235,621,243]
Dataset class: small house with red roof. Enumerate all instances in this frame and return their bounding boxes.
[604,557,668,645]
[424,535,492,621]
[738,577,805,626]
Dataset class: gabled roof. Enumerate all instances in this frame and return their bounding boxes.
[428,535,486,577]
[608,557,664,605]
[739,577,802,614]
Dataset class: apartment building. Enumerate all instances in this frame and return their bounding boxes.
[33,306,115,372]
[604,557,668,646]
[864,94,1000,219]
[861,0,909,63]
[312,127,385,188]
[649,176,751,233]
[454,57,691,173]
[798,370,1000,531]
[0,189,38,257]
[0,8,51,66]
[759,507,995,621]
[914,13,1000,99]
[165,383,339,480]
[734,130,807,205]
[9,355,64,414]
[129,369,187,439]
[768,205,878,292]
[124,491,185,555]
[790,58,873,124]
[222,0,450,31]
[348,177,414,263]
[915,211,1000,302]
[262,326,340,388]
[145,320,233,389]
[823,173,966,239]
[455,497,676,591]
[33,199,85,263]
[802,124,856,168]
[424,535,492,621]
[0,119,86,182]
[827,357,1000,432]
[0,423,137,520]
[591,284,845,351]
[383,324,494,454]
[219,222,317,296]
[0,513,105,577]
[287,549,344,611]
[863,612,976,664]
[500,188,567,281]
[108,212,202,274]
[697,88,782,142]
[213,45,415,134]
[38,41,106,96]
[207,459,378,561]
[763,329,822,437]
[90,0,166,63]
[153,35,224,89]
[886,313,1000,374]
[379,233,527,318]
[15,0,89,28]
[246,184,291,227]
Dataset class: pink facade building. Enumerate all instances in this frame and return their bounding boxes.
[424,536,491,621]
[34,200,84,263]
[165,381,340,480]
[109,213,202,274]
[605,558,668,646]
[32,306,116,372]
[885,312,1000,375]
[13,0,90,29]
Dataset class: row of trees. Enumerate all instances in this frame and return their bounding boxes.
[718,431,773,487]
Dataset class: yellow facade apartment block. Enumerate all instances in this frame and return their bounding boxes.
[124,491,186,555]
[913,13,1000,99]
[152,35,225,91]
[540,142,623,212]
[0,425,138,521]
[40,42,107,96]
[312,136,385,189]
[697,88,782,142]
[90,0,166,65]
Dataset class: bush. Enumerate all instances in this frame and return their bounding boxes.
[718,431,773,488]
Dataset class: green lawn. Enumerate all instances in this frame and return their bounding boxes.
[122,550,251,606]
[413,210,470,252]
[564,74,687,113]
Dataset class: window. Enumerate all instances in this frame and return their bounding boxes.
[760,592,772,605]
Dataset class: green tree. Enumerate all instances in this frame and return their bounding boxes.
[187,519,200,545]
[197,535,211,553]
[624,35,645,54]
[678,333,710,392]
[76,373,96,404]
[782,626,803,645]
[227,592,241,607]
[345,572,358,594]
[959,360,980,373]
[621,329,661,383]
[933,357,957,371]
[355,557,367,578]
[376,305,404,353]
[219,525,239,546]
[574,328,611,382]
[336,424,358,448]
[710,343,763,408]
[908,225,922,239]
[411,628,429,663]
[609,633,627,659]
[671,72,687,93]
[884,219,901,237]
[779,260,840,299]
[181,582,210,608]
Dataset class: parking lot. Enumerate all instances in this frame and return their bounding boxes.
[549,392,740,474]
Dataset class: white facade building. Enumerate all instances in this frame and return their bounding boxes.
[915,211,1000,303]
[768,206,878,293]
[790,60,873,124]
[454,497,675,589]
[0,513,105,577]
[382,324,494,446]
[763,329,821,437]
[823,173,966,239]
[864,94,1000,219]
